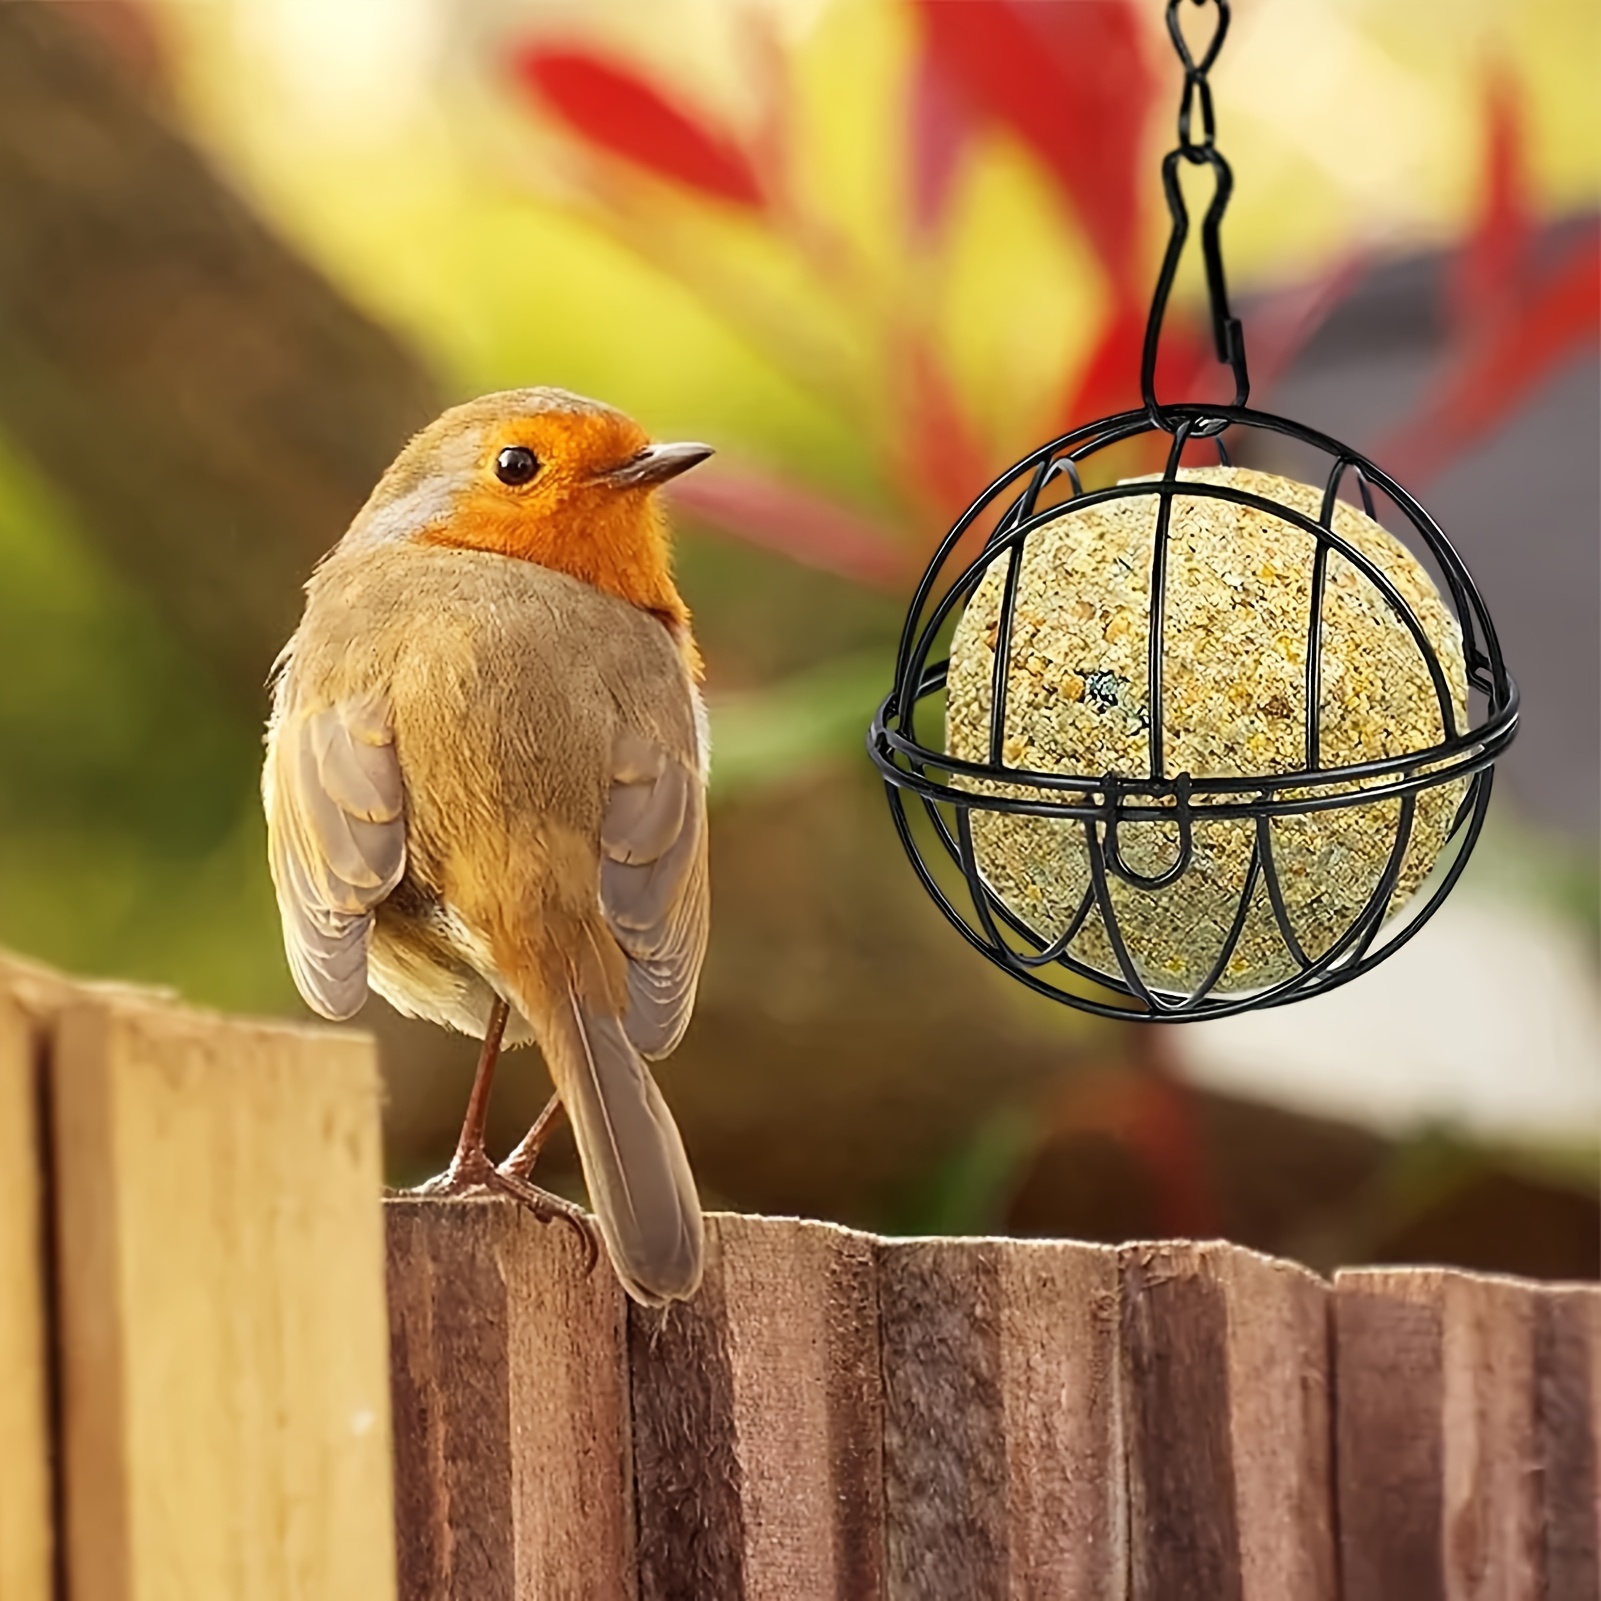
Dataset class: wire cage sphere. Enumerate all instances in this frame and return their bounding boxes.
[867,0,1517,1022]
[867,405,1518,1022]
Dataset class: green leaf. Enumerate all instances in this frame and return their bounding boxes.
[707,647,892,801]
[884,1102,1044,1237]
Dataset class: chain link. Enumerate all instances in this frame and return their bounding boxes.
[1140,0,1249,432]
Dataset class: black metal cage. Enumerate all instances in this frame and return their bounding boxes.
[866,0,1519,1021]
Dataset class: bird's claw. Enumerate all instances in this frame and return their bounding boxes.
[489,1163,602,1274]
[398,1152,602,1274]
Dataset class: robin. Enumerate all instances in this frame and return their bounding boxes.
[262,388,713,1305]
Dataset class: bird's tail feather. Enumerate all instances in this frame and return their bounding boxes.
[534,975,703,1305]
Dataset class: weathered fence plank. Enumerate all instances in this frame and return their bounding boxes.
[51,991,397,1601]
[1333,1267,1596,1601]
[386,1198,632,1601]
[1121,1241,1335,1601]
[1217,1245,1338,1601]
[626,1219,745,1600]
[0,952,174,1601]
[1533,1285,1600,1598]
[626,1215,884,1601]
[0,977,52,1601]
[1333,1269,1446,1599]
[1437,1273,1540,1601]
[712,1215,883,1601]
[877,1237,1124,1601]
[5,942,1595,1600]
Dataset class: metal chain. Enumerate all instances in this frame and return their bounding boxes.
[1140,0,1250,433]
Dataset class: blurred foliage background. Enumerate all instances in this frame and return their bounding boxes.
[0,0,1596,1277]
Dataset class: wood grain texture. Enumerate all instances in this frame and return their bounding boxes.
[1212,1245,1337,1601]
[880,1240,1006,1600]
[629,1221,747,1601]
[714,1215,885,1601]
[1121,1241,1239,1601]
[386,1197,633,1601]
[878,1237,1123,1601]
[996,1239,1126,1600]
[51,991,397,1601]
[1121,1241,1335,1601]
[0,950,180,1601]
[1438,1273,1541,1601]
[0,980,53,1601]
[1533,1285,1599,1600]
[1334,1269,1446,1601]
[1335,1268,1555,1601]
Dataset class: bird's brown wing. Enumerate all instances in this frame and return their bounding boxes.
[262,689,406,1020]
[600,728,709,1059]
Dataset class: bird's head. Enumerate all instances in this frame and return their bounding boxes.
[344,388,712,636]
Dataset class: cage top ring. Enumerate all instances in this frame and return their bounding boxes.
[866,0,1518,1022]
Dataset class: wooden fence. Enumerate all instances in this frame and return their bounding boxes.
[3,953,1597,1600]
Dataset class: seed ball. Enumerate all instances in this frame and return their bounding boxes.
[944,466,1469,995]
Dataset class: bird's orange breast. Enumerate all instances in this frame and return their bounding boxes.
[425,488,699,673]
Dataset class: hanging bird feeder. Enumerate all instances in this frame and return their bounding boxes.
[868,0,1518,1021]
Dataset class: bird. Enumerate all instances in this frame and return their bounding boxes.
[262,387,713,1305]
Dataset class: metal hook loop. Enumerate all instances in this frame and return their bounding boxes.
[1102,773,1195,891]
[1142,0,1248,433]
[1141,147,1250,431]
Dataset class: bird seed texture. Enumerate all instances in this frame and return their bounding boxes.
[944,467,1469,996]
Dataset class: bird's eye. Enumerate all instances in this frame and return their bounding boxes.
[494,445,540,486]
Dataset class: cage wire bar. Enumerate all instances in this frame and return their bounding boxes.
[867,0,1518,1020]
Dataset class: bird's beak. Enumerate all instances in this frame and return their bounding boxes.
[598,441,714,490]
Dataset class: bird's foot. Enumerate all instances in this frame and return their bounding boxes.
[403,1144,500,1199]
[490,1163,601,1274]
[396,1149,600,1272]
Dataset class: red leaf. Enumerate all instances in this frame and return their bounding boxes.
[1050,257,1362,436]
[1448,66,1533,329]
[1381,225,1601,483]
[893,336,994,521]
[512,46,765,210]
[666,466,909,590]
[1380,70,1592,483]
[907,46,973,240]
[913,0,1157,281]
[1056,295,1210,429]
